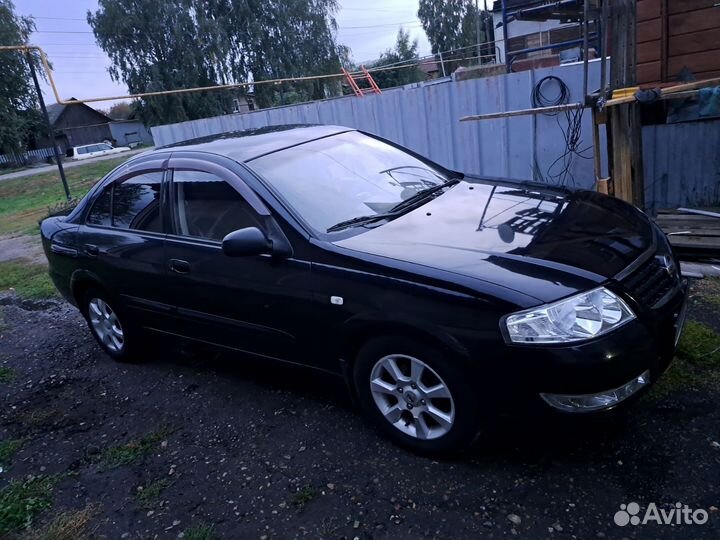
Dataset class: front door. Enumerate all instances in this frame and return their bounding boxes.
[163,165,311,363]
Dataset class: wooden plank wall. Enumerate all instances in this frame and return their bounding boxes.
[637,0,720,85]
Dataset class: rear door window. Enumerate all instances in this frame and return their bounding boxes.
[86,171,164,232]
[112,172,163,231]
[86,186,112,226]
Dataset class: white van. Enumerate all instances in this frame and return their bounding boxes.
[67,142,131,161]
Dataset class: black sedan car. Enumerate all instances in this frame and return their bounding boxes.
[41,125,687,455]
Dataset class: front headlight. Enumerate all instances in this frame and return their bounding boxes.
[504,287,635,344]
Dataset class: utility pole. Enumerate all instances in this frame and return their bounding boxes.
[607,0,644,207]
[26,50,70,201]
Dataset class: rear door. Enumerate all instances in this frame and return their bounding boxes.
[162,158,313,363]
[79,162,174,330]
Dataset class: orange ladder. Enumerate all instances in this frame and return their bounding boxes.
[342,66,382,97]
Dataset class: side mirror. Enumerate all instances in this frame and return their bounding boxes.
[222,227,273,257]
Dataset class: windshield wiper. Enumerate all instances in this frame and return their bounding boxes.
[388,178,459,213]
[326,179,460,234]
[326,212,397,233]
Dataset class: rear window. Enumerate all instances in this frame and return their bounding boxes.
[86,187,112,226]
[113,173,163,231]
[86,172,163,232]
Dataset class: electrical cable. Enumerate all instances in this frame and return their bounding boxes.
[531,76,591,187]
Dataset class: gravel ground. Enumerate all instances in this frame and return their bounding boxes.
[0,288,719,539]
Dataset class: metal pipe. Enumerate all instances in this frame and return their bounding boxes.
[25,50,70,200]
[600,0,608,96]
[460,102,584,122]
[476,0,482,65]
[677,208,720,219]
[582,0,589,100]
[502,0,510,72]
[484,0,493,63]
[507,34,598,68]
[508,0,584,19]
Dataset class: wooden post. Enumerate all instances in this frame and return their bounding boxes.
[607,0,644,208]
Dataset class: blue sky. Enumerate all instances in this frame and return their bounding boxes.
[14,0,431,107]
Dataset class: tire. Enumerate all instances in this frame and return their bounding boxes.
[353,335,482,456]
[81,287,142,363]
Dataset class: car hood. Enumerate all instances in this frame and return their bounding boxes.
[333,180,653,303]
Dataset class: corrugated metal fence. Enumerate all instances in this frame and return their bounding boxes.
[152,62,605,190]
[643,120,720,213]
[151,61,720,210]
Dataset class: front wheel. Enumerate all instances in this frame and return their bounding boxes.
[353,336,482,456]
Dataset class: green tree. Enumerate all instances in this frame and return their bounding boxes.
[418,0,494,64]
[368,29,425,89]
[0,0,43,156]
[88,0,346,124]
[100,101,135,120]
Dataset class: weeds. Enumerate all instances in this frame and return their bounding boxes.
[0,438,24,467]
[20,505,96,540]
[0,366,15,382]
[136,477,173,508]
[97,428,171,470]
[0,476,59,535]
[182,522,219,540]
[290,484,319,507]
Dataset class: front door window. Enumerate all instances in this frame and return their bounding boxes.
[171,170,262,241]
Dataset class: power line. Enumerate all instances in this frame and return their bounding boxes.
[30,16,87,21]
[32,19,423,34]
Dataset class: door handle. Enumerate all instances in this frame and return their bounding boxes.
[84,244,99,256]
[169,259,191,274]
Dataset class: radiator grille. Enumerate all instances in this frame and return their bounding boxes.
[621,255,677,308]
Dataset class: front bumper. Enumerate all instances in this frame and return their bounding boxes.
[487,280,688,414]
[540,369,650,412]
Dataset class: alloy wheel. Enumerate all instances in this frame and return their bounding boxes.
[369,354,455,440]
[88,297,124,353]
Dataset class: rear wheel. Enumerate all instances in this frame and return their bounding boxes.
[82,288,141,362]
[354,336,482,456]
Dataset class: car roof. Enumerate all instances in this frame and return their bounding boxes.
[155,124,353,163]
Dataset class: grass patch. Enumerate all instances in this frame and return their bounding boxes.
[0,259,57,300]
[0,157,127,236]
[182,523,218,540]
[0,438,24,467]
[19,505,95,540]
[651,319,720,398]
[0,366,15,382]
[97,429,170,470]
[290,485,319,507]
[136,477,173,509]
[651,358,707,397]
[0,476,59,535]
[695,276,720,310]
[677,320,720,366]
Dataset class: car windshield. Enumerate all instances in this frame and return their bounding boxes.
[248,131,449,233]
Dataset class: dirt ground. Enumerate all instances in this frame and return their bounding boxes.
[0,235,45,265]
[0,283,719,539]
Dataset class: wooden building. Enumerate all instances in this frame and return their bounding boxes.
[40,98,114,152]
[637,0,720,86]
